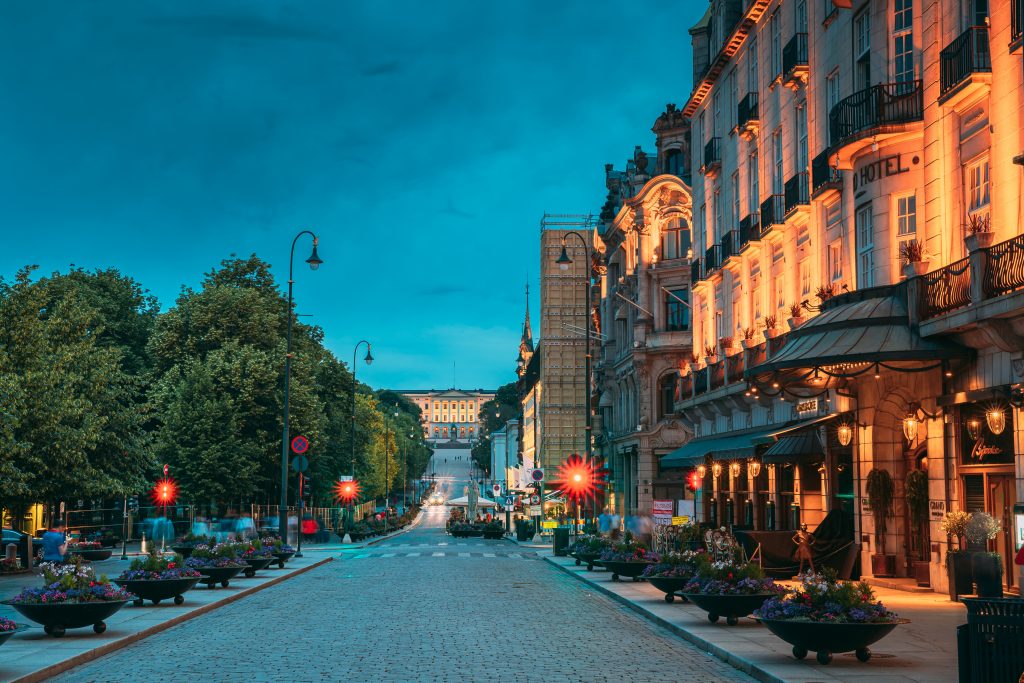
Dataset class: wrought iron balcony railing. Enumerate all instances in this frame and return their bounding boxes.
[760,194,785,230]
[690,258,703,284]
[828,81,923,149]
[720,230,739,263]
[705,245,722,275]
[701,137,722,175]
[739,212,761,249]
[737,92,759,131]
[782,33,809,84]
[811,150,842,195]
[784,172,810,215]
[940,26,991,96]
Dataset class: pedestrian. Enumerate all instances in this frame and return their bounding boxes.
[598,508,612,534]
[42,520,69,563]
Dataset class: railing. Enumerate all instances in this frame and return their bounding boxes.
[739,212,761,247]
[678,373,693,399]
[693,366,709,396]
[737,92,759,129]
[705,245,722,275]
[983,234,1024,298]
[782,33,808,78]
[702,137,722,174]
[721,230,739,262]
[691,258,704,283]
[726,353,744,383]
[811,150,841,193]
[745,341,767,368]
[768,332,788,357]
[920,257,971,319]
[828,81,923,148]
[940,27,991,95]
[709,360,726,389]
[760,194,785,229]
[784,172,810,214]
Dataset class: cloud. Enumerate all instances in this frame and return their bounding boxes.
[361,61,401,77]
[144,11,338,44]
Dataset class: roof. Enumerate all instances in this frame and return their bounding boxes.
[745,284,967,378]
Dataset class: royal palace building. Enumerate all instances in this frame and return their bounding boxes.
[664,0,1024,596]
[400,389,494,444]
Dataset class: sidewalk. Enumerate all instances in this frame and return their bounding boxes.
[0,554,332,683]
[544,552,965,683]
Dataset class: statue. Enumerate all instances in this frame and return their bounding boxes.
[793,524,816,574]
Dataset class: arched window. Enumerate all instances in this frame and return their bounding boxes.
[659,374,678,418]
[661,218,691,261]
[469,427,474,435]
[460,427,466,437]
[433,427,439,437]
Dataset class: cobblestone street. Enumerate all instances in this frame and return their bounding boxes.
[51,458,752,682]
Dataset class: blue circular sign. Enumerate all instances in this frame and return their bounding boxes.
[290,435,309,454]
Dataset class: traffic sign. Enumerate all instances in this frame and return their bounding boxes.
[530,468,544,482]
[290,435,309,454]
[291,455,309,473]
[504,495,516,508]
[339,475,353,482]
[530,494,540,505]
[492,484,502,497]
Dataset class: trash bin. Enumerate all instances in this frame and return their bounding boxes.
[553,527,570,556]
[956,624,970,683]
[963,597,1024,682]
[18,534,34,570]
[516,523,533,542]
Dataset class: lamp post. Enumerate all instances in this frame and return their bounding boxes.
[279,231,322,543]
[555,231,593,532]
[404,432,413,514]
[383,405,398,534]
[347,340,373,537]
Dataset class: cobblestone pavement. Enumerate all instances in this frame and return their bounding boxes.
[53,452,753,683]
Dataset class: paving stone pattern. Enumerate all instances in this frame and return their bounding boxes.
[52,508,752,683]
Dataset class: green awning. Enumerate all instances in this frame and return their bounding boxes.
[762,431,825,465]
[660,428,773,468]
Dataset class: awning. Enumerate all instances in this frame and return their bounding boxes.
[660,428,773,468]
[745,284,967,378]
[762,431,825,465]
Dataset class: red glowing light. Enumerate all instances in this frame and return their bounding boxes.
[553,454,606,501]
[151,477,178,506]
[686,471,701,492]
[333,479,361,502]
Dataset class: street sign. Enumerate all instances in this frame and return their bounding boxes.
[290,435,309,454]
[492,484,502,497]
[530,494,540,505]
[541,521,557,529]
[339,475,353,482]
[504,495,516,508]
[529,505,542,516]
[530,468,544,482]
[671,515,690,526]
[291,455,309,473]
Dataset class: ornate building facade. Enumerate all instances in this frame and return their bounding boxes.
[400,389,495,444]
[668,0,1024,595]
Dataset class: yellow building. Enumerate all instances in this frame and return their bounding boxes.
[400,389,495,444]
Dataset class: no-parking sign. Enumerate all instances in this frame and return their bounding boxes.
[291,435,309,454]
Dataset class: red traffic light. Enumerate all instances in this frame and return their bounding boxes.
[686,471,701,492]
[151,477,178,506]
[553,454,605,501]
[333,479,361,502]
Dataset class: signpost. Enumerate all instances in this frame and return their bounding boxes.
[671,515,690,526]
[652,500,674,526]
[290,435,309,454]
[291,455,309,473]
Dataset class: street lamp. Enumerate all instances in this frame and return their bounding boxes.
[554,231,594,529]
[279,231,322,543]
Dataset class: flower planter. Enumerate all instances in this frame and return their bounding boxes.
[902,261,930,278]
[601,560,653,582]
[70,549,113,562]
[948,552,974,600]
[646,576,692,603]
[965,232,994,252]
[272,551,295,569]
[3,599,130,637]
[171,545,195,558]
[971,553,1004,598]
[482,530,505,540]
[195,565,245,588]
[681,592,776,626]
[114,577,201,606]
[572,552,603,571]
[242,557,275,578]
[758,618,902,664]
[0,624,29,646]
[870,553,896,578]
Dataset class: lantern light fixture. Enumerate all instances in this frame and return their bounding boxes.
[966,417,982,440]
[730,462,741,478]
[903,413,919,442]
[696,464,707,479]
[873,363,881,380]
[836,422,853,447]
[712,462,722,479]
[748,460,762,478]
[986,406,1006,435]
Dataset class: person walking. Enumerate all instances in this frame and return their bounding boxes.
[41,520,69,563]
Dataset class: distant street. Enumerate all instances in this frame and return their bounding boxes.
[52,450,752,683]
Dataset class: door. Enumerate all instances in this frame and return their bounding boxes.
[989,474,1016,591]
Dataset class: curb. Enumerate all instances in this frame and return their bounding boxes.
[11,557,334,683]
[543,557,784,683]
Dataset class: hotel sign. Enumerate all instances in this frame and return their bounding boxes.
[852,153,915,190]
[795,399,818,416]
[960,405,1014,466]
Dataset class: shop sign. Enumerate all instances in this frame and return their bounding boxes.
[795,399,818,416]
[861,497,872,514]
[671,516,690,526]
[929,500,945,521]
[852,153,914,191]
[652,500,674,525]
[541,520,558,529]
[960,405,1014,466]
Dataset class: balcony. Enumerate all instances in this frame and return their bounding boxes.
[784,172,810,217]
[690,258,704,284]
[705,245,722,276]
[811,150,842,200]
[701,138,722,176]
[720,230,740,264]
[939,27,992,108]
[693,366,709,397]
[760,194,785,232]
[739,213,761,250]
[919,257,971,319]
[782,33,809,90]
[828,81,923,167]
[736,92,759,140]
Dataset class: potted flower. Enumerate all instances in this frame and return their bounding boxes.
[482,521,505,540]
[114,548,202,606]
[942,510,973,600]
[815,283,837,302]
[691,351,705,370]
[681,555,784,625]
[0,556,27,576]
[643,549,706,603]
[183,543,246,588]
[964,213,993,251]
[704,344,718,364]
[2,557,134,637]
[172,533,215,559]
[599,534,656,582]
[234,538,277,577]
[787,303,806,330]
[866,468,896,577]
[763,315,781,339]
[899,239,930,278]
[0,615,28,647]
[67,540,112,563]
[569,534,613,571]
[905,470,931,587]
[755,569,906,664]
[262,536,296,568]
[719,336,736,356]
[966,512,1003,597]
[741,327,758,350]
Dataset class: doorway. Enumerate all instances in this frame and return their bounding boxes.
[962,471,1018,593]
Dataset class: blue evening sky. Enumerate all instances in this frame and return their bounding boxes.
[0,1,700,391]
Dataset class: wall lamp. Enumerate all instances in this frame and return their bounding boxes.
[903,402,941,443]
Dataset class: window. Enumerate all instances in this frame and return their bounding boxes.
[748,150,760,211]
[896,193,917,236]
[665,288,690,331]
[796,104,809,172]
[731,171,741,229]
[796,0,808,32]
[663,148,683,177]
[747,36,759,92]
[968,0,989,27]
[800,257,812,296]
[826,70,841,116]
[855,10,870,59]
[699,203,707,245]
[659,374,678,418]
[772,128,784,194]
[698,111,706,165]
[728,69,738,130]
[460,427,466,437]
[829,240,844,281]
[712,93,721,137]
[441,427,447,438]
[772,245,786,311]
[856,203,875,288]
[967,158,990,213]
[661,218,691,260]
[750,265,762,321]
[434,427,439,437]
[770,11,782,79]
[895,0,913,32]
[714,188,723,242]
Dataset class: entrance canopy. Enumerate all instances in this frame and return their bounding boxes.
[446,495,497,508]
[660,415,836,469]
[762,431,825,465]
